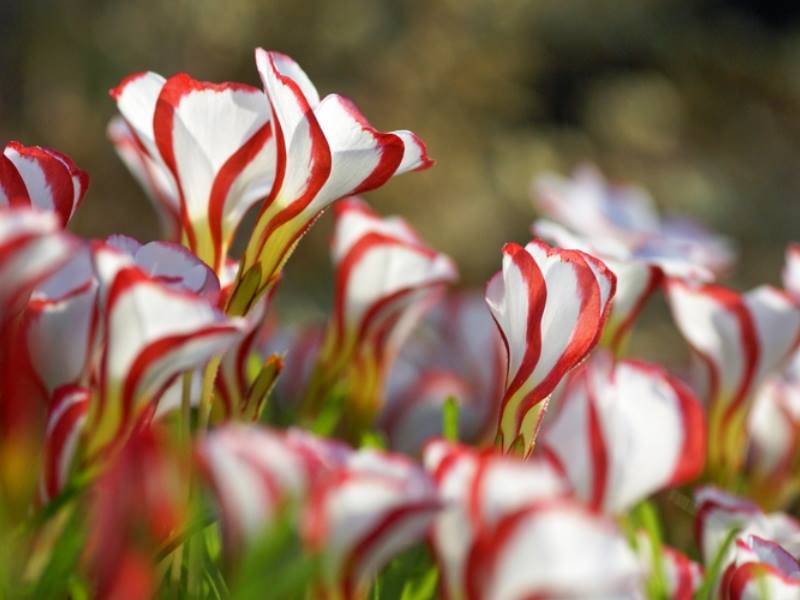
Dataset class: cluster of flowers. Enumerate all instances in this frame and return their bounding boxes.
[2,49,800,599]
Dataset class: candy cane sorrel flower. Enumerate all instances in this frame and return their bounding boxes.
[304,198,457,435]
[485,239,615,455]
[666,279,800,479]
[540,352,706,514]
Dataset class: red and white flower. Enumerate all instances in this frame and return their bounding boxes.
[423,440,568,600]
[233,49,434,311]
[532,165,734,280]
[540,353,706,513]
[40,385,90,503]
[466,499,643,600]
[308,198,457,428]
[381,293,505,455]
[1,141,88,226]
[110,69,274,273]
[485,239,615,454]
[694,487,800,596]
[719,535,800,599]
[666,279,800,475]
[304,449,440,599]
[85,243,243,457]
[195,424,347,550]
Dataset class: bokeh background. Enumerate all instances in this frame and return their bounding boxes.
[2,0,799,365]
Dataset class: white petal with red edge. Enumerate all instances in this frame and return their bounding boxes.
[721,535,800,599]
[748,374,800,479]
[542,355,705,513]
[467,500,642,600]
[110,71,167,161]
[783,244,800,301]
[40,386,90,502]
[0,208,78,320]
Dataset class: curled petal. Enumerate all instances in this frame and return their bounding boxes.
[485,239,615,453]
[1,142,88,226]
[666,280,800,473]
[40,386,90,503]
[541,353,706,514]
[466,500,642,600]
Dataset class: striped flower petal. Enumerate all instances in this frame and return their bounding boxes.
[86,245,244,457]
[466,499,643,600]
[111,71,275,273]
[304,449,440,599]
[39,385,90,503]
[666,279,800,476]
[107,117,180,240]
[307,198,457,430]
[423,440,568,600]
[1,142,88,226]
[541,353,706,514]
[235,49,433,312]
[485,239,615,454]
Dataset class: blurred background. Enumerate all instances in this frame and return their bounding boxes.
[1,0,799,364]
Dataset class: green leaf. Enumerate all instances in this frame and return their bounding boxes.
[632,501,667,600]
[370,544,437,600]
[442,396,459,442]
[31,507,86,600]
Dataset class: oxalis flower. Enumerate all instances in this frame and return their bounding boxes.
[666,278,800,480]
[110,49,432,315]
[0,141,88,226]
[304,198,456,435]
[540,351,706,514]
[484,239,615,455]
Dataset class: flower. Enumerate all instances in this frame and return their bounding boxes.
[381,292,505,455]
[540,352,706,513]
[423,439,568,600]
[110,69,274,273]
[719,535,800,599]
[232,49,434,313]
[466,499,642,599]
[484,239,615,454]
[1,141,88,226]
[532,165,735,280]
[666,280,800,477]
[304,448,440,599]
[306,198,457,433]
[85,243,243,457]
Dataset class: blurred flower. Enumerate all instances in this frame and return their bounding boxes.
[666,279,800,479]
[423,439,568,600]
[485,239,615,455]
[304,448,440,599]
[540,352,705,514]
[381,292,505,455]
[532,165,735,281]
[719,535,800,599]
[84,426,188,600]
[466,499,643,599]
[306,198,457,435]
[0,142,88,226]
[233,49,433,314]
[634,534,703,600]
